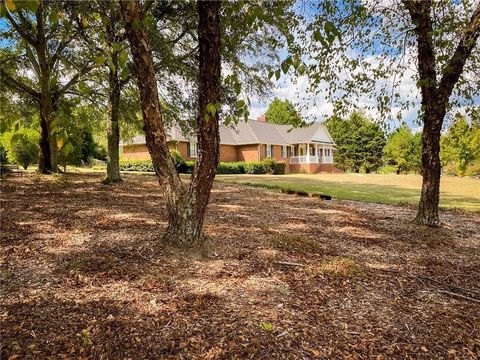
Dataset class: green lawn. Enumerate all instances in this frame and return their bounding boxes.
[216,173,480,211]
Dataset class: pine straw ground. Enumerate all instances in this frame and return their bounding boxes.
[1,173,479,360]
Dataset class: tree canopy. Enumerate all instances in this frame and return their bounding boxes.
[441,115,480,177]
[324,112,386,173]
[265,97,303,126]
[384,126,421,174]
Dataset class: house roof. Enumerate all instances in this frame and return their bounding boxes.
[120,120,335,146]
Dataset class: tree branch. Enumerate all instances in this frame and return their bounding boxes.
[3,9,37,47]
[55,63,96,98]
[0,68,40,99]
[402,0,438,107]
[438,2,480,105]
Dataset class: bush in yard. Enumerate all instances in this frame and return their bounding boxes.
[217,161,245,174]
[170,150,187,173]
[244,161,265,174]
[244,159,279,174]
[185,161,195,173]
[11,136,38,169]
[4,128,39,170]
[263,158,276,174]
[274,162,286,174]
[119,160,154,172]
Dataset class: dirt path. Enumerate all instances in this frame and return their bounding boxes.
[1,173,479,359]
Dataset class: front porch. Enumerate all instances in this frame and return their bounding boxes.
[289,143,334,164]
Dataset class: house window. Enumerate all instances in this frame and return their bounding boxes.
[266,144,272,158]
[188,142,198,157]
[282,146,287,158]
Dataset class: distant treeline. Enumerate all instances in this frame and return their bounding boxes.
[325,112,480,177]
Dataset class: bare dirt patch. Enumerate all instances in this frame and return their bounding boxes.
[1,173,479,359]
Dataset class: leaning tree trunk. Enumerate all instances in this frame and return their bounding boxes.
[103,55,122,184]
[163,0,222,245]
[120,0,187,237]
[121,0,221,246]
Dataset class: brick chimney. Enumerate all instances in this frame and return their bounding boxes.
[257,115,268,122]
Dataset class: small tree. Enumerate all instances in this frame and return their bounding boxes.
[325,112,385,173]
[9,131,39,169]
[441,116,479,176]
[384,126,421,174]
[265,97,303,126]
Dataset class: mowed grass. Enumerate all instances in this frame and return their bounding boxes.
[216,173,480,211]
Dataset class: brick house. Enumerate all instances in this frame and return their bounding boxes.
[120,116,341,174]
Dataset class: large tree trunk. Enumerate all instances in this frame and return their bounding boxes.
[121,0,221,246]
[103,53,122,184]
[38,97,52,173]
[36,2,59,173]
[163,0,222,245]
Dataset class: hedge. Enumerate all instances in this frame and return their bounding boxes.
[119,159,154,172]
[119,158,285,175]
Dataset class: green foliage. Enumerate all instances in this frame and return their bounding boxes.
[274,161,286,175]
[217,162,246,174]
[81,130,96,164]
[8,130,38,169]
[170,150,187,173]
[384,126,422,174]
[441,116,480,176]
[1,127,38,169]
[325,112,385,173]
[261,322,273,332]
[304,1,479,120]
[265,98,303,126]
[185,160,195,174]
[262,158,276,174]
[56,128,103,167]
[244,161,266,174]
[119,160,154,172]
[119,159,282,175]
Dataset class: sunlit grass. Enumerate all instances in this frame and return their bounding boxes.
[216,173,480,211]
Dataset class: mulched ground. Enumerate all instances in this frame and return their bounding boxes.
[1,173,479,359]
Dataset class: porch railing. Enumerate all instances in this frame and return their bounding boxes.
[289,155,333,164]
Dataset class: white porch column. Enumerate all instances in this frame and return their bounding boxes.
[306,143,310,163]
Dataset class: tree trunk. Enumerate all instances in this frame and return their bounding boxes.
[415,109,442,226]
[163,0,222,245]
[121,0,221,246]
[38,91,58,173]
[103,54,122,184]
[120,0,187,235]
[403,1,480,226]
[38,98,52,173]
